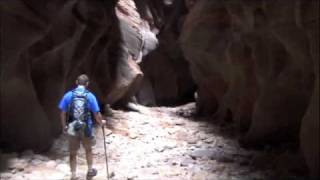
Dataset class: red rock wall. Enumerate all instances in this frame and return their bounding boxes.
[134,0,196,106]
[0,0,139,151]
[180,0,319,176]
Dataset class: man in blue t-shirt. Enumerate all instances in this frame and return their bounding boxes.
[58,74,106,179]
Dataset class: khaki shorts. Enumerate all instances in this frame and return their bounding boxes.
[68,134,94,153]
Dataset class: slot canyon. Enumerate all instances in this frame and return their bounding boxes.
[0,0,319,179]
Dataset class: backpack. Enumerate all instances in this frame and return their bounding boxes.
[68,89,91,125]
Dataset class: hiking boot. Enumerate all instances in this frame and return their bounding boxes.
[87,168,97,178]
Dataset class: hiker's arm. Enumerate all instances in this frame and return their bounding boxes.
[60,111,67,132]
[94,112,106,126]
[89,94,106,126]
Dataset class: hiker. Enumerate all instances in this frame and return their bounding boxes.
[58,74,106,179]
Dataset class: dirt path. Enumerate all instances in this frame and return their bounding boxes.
[1,103,274,180]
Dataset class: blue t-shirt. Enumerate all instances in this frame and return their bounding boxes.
[58,86,100,137]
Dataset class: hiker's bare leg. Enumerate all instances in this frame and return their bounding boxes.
[85,147,93,170]
[83,138,93,170]
[70,151,77,176]
[69,136,80,177]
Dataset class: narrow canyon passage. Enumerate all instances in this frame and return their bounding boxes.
[0,0,318,179]
[1,103,304,180]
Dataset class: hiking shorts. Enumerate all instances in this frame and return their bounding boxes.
[68,134,94,153]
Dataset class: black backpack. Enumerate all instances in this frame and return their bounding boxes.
[68,89,91,124]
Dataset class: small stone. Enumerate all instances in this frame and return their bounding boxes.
[163,169,181,177]
[127,174,138,180]
[191,130,199,135]
[195,142,202,148]
[204,137,215,144]
[164,142,177,149]
[152,171,159,175]
[9,158,27,171]
[56,163,69,173]
[155,146,165,152]
[187,138,198,144]
[211,164,226,173]
[198,133,208,140]
[180,159,194,167]
[46,160,57,168]
[146,162,152,168]
[33,154,49,161]
[190,149,215,160]
[167,128,178,135]
[129,133,138,139]
[11,168,17,174]
[175,121,185,126]
[30,159,42,166]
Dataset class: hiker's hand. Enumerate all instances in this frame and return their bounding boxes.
[101,120,107,127]
[63,126,68,134]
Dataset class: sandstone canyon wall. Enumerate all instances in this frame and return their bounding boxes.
[0,0,143,152]
[180,0,319,177]
[133,0,196,106]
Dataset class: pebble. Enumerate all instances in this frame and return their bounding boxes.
[56,164,69,173]
[127,174,138,180]
[204,137,215,144]
[129,133,138,139]
[180,159,195,167]
[46,160,57,168]
[198,132,209,140]
[175,121,185,126]
[33,154,49,161]
[155,146,165,152]
[190,149,215,160]
[187,138,198,144]
[30,159,42,166]
[9,158,27,171]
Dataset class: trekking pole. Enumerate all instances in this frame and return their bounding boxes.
[101,126,110,180]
